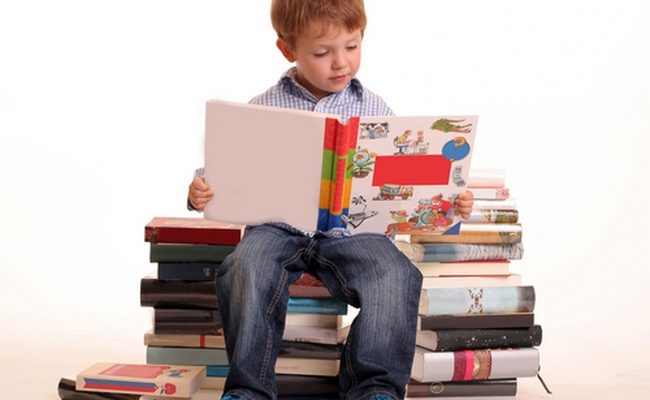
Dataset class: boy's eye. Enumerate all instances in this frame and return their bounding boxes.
[313,51,328,58]
[346,45,358,51]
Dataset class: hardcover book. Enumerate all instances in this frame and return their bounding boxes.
[464,209,519,224]
[394,241,524,263]
[408,223,523,244]
[153,309,223,335]
[287,297,348,315]
[204,100,478,235]
[75,363,205,398]
[141,278,218,309]
[411,347,539,382]
[288,272,332,298]
[419,286,535,316]
[417,313,535,330]
[421,273,522,289]
[144,331,226,349]
[149,243,236,263]
[157,262,220,281]
[59,377,139,400]
[406,378,517,397]
[416,325,543,352]
[414,260,511,277]
[146,346,228,366]
[145,217,246,246]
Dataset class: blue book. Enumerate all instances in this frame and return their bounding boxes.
[206,365,229,377]
[146,346,228,366]
[419,286,535,316]
[287,297,347,315]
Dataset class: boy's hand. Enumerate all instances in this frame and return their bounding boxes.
[455,190,474,219]
[188,177,214,211]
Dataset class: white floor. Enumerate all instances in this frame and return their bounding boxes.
[3,302,649,400]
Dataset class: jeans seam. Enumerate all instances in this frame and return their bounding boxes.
[259,247,305,383]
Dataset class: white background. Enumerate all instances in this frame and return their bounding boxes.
[1,0,648,398]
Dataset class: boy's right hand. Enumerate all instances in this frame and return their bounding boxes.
[188,176,214,211]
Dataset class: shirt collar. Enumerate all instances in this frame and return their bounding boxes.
[278,67,364,103]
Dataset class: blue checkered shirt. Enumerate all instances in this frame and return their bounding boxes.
[194,68,394,237]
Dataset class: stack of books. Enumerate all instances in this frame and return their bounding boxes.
[395,170,543,398]
[142,217,349,398]
[141,216,246,393]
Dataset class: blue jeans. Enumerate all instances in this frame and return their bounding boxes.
[215,223,423,400]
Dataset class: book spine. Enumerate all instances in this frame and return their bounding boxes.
[146,346,228,366]
[318,118,340,231]
[421,243,524,262]
[411,224,522,244]
[145,226,241,246]
[149,243,236,263]
[325,116,359,230]
[279,341,342,360]
[417,325,543,352]
[157,262,219,281]
[276,374,338,396]
[144,332,225,349]
[406,378,517,397]
[58,378,140,400]
[464,209,519,224]
[415,347,539,382]
[418,313,534,330]
[140,279,218,309]
[419,286,535,316]
[287,297,348,315]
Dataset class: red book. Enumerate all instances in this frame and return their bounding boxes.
[144,217,246,246]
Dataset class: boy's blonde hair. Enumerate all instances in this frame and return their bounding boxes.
[271,0,367,46]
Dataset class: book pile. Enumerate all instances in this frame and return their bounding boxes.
[142,217,350,398]
[395,169,544,398]
[141,217,245,394]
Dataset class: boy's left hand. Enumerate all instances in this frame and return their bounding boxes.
[455,190,474,219]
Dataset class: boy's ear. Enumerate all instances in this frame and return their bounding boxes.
[276,38,296,62]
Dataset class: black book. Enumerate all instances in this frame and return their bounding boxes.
[140,278,218,309]
[407,378,517,397]
[418,313,534,330]
[149,242,235,263]
[276,374,338,396]
[279,341,342,360]
[157,262,220,280]
[417,325,543,352]
[57,377,139,400]
[154,308,223,335]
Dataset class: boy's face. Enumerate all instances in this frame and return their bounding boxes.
[278,25,362,100]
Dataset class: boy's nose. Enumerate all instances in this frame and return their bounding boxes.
[332,51,347,69]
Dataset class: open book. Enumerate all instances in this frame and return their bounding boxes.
[204,100,477,235]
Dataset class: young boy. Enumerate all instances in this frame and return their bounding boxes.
[189,1,473,399]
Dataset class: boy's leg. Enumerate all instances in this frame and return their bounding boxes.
[312,233,423,400]
[216,224,309,400]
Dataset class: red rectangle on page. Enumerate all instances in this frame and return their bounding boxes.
[372,155,451,186]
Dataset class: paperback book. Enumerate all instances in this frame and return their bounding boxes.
[204,100,478,235]
[75,363,205,398]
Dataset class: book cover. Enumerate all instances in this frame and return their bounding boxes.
[421,274,522,289]
[146,346,228,366]
[141,278,218,309]
[414,260,511,277]
[409,223,522,244]
[75,363,205,398]
[406,378,517,397]
[419,286,535,316]
[145,217,246,246]
[417,313,535,330]
[394,241,524,263]
[416,325,543,352]
[144,331,226,349]
[203,100,477,235]
[411,347,539,382]
[149,243,236,263]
